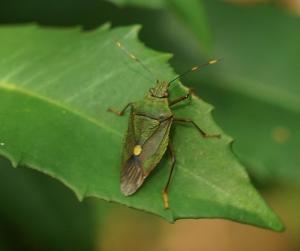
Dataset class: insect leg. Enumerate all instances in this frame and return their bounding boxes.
[107,103,132,116]
[162,142,176,209]
[174,118,221,138]
[170,89,192,106]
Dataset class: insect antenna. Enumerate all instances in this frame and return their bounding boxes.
[168,59,221,85]
[116,41,157,81]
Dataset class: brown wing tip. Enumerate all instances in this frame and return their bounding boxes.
[121,175,145,196]
[121,182,140,196]
[120,157,145,196]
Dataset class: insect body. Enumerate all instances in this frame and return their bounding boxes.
[117,82,172,196]
[108,42,220,208]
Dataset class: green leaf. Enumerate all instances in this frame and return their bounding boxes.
[167,0,212,55]
[107,0,212,54]
[106,0,165,9]
[0,24,283,230]
[198,1,300,183]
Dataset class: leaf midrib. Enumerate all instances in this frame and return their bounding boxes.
[0,81,122,138]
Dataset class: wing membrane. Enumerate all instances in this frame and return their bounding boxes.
[121,156,145,195]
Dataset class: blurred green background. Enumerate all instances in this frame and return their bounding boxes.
[0,0,300,250]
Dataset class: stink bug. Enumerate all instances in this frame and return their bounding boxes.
[108,42,220,208]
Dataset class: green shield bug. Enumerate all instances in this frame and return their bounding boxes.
[108,42,220,209]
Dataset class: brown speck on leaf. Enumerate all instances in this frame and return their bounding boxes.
[271,126,290,144]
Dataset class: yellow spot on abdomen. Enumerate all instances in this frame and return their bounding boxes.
[133,145,142,156]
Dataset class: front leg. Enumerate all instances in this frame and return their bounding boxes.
[169,89,192,106]
[107,103,132,116]
[174,118,221,138]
